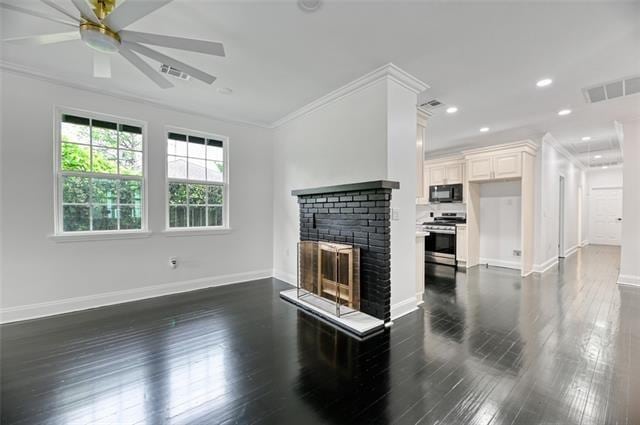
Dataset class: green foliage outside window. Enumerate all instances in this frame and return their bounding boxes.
[60,116,143,232]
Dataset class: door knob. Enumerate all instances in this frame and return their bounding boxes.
[617,218,622,221]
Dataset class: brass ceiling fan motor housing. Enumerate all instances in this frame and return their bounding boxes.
[91,0,117,20]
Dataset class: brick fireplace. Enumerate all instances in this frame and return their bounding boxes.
[292,180,399,322]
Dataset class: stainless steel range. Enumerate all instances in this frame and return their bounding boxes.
[422,212,466,267]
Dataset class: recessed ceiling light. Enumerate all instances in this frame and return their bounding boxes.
[298,0,322,12]
[480,127,490,132]
[602,166,609,169]
[446,106,458,114]
[558,109,572,116]
[594,154,602,159]
[536,78,553,88]
[217,87,233,95]
[582,136,591,141]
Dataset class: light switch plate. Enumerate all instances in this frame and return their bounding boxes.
[392,208,400,221]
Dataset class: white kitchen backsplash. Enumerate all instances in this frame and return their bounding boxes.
[416,203,466,222]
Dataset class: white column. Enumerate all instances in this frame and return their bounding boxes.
[619,119,640,287]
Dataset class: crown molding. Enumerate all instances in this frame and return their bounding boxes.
[2,60,430,131]
[542,132,587,171]
[462,139,539,156]
[270,63,429,128]
[0,60,271,129]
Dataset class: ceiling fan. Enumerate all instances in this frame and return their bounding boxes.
[1,0,225,88]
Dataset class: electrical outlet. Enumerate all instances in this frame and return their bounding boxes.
[513,250,522,257]
[392,208,400,221]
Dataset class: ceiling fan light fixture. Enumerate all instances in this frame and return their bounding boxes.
[80,22,121,54]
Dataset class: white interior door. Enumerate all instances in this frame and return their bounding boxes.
[590,188,623,245]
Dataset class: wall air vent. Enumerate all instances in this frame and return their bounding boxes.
[159,64,190,81]
[583,75,640,103]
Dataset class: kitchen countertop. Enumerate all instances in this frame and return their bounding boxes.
[416,231,430,237]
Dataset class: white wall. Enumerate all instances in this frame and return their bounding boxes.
[386,79,418,319]
[0,71,274,321]
[533,134,587,272]
[588,167,623,189]
[272,72,423,319]
[479,181,522,269]
[272,79,389,284]
[619,120,640,286]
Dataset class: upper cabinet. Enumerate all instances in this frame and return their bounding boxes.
[428,162,464,185]
[493,152,522,179]
[466,149,525,182]
[444,162,464,184]
[429,165,447,185]
[423,157,466,205]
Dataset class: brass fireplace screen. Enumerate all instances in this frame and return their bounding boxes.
[297,241,360,316]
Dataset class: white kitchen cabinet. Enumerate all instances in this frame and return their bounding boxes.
[467,157,493,181]
[493,152,522,179]
[444,163,464,184]
[467,151,522,182]
[462,140,538,276]
[416,112,429,204]
[429,166,447,186]
[424,158,465,188]
[456,224,467,265]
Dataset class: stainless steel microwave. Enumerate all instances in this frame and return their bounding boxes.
[429,184,463,203]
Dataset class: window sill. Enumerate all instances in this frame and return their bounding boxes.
[162,227,232,237]
[49,231,152,243]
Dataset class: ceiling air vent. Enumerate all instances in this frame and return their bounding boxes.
[583,75,640,103]
[419,99,447,114]
[159,64,190,81]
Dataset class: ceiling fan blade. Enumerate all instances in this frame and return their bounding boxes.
[120,30,225,57]
[3,31,80,46]
[69,0,99,24]
[119,47,173,89]
[40,0,82,23]
[0,3,77,27]
[93,52,111,78]
[123,41,216,85]
[103,0,173,32]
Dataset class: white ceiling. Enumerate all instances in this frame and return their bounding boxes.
[2,0,639,166]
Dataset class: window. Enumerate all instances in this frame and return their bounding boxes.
[166,130,227,229]
[55,111,146,234]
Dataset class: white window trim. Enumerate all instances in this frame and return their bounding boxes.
[164,125,230,233]
[53,106,149,238]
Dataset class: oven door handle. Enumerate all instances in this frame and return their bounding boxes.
[425,229,456,235]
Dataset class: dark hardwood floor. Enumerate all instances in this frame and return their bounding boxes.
[1,245,638,424]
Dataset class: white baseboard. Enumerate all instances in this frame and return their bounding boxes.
[564,244,579,258]
[580,240,589,247]
[391,297,418,320]
[0,269,273,324]
[273,269,296,286]
[618,274,640,288]
[533,257,558,274]
[479,257,521,270]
